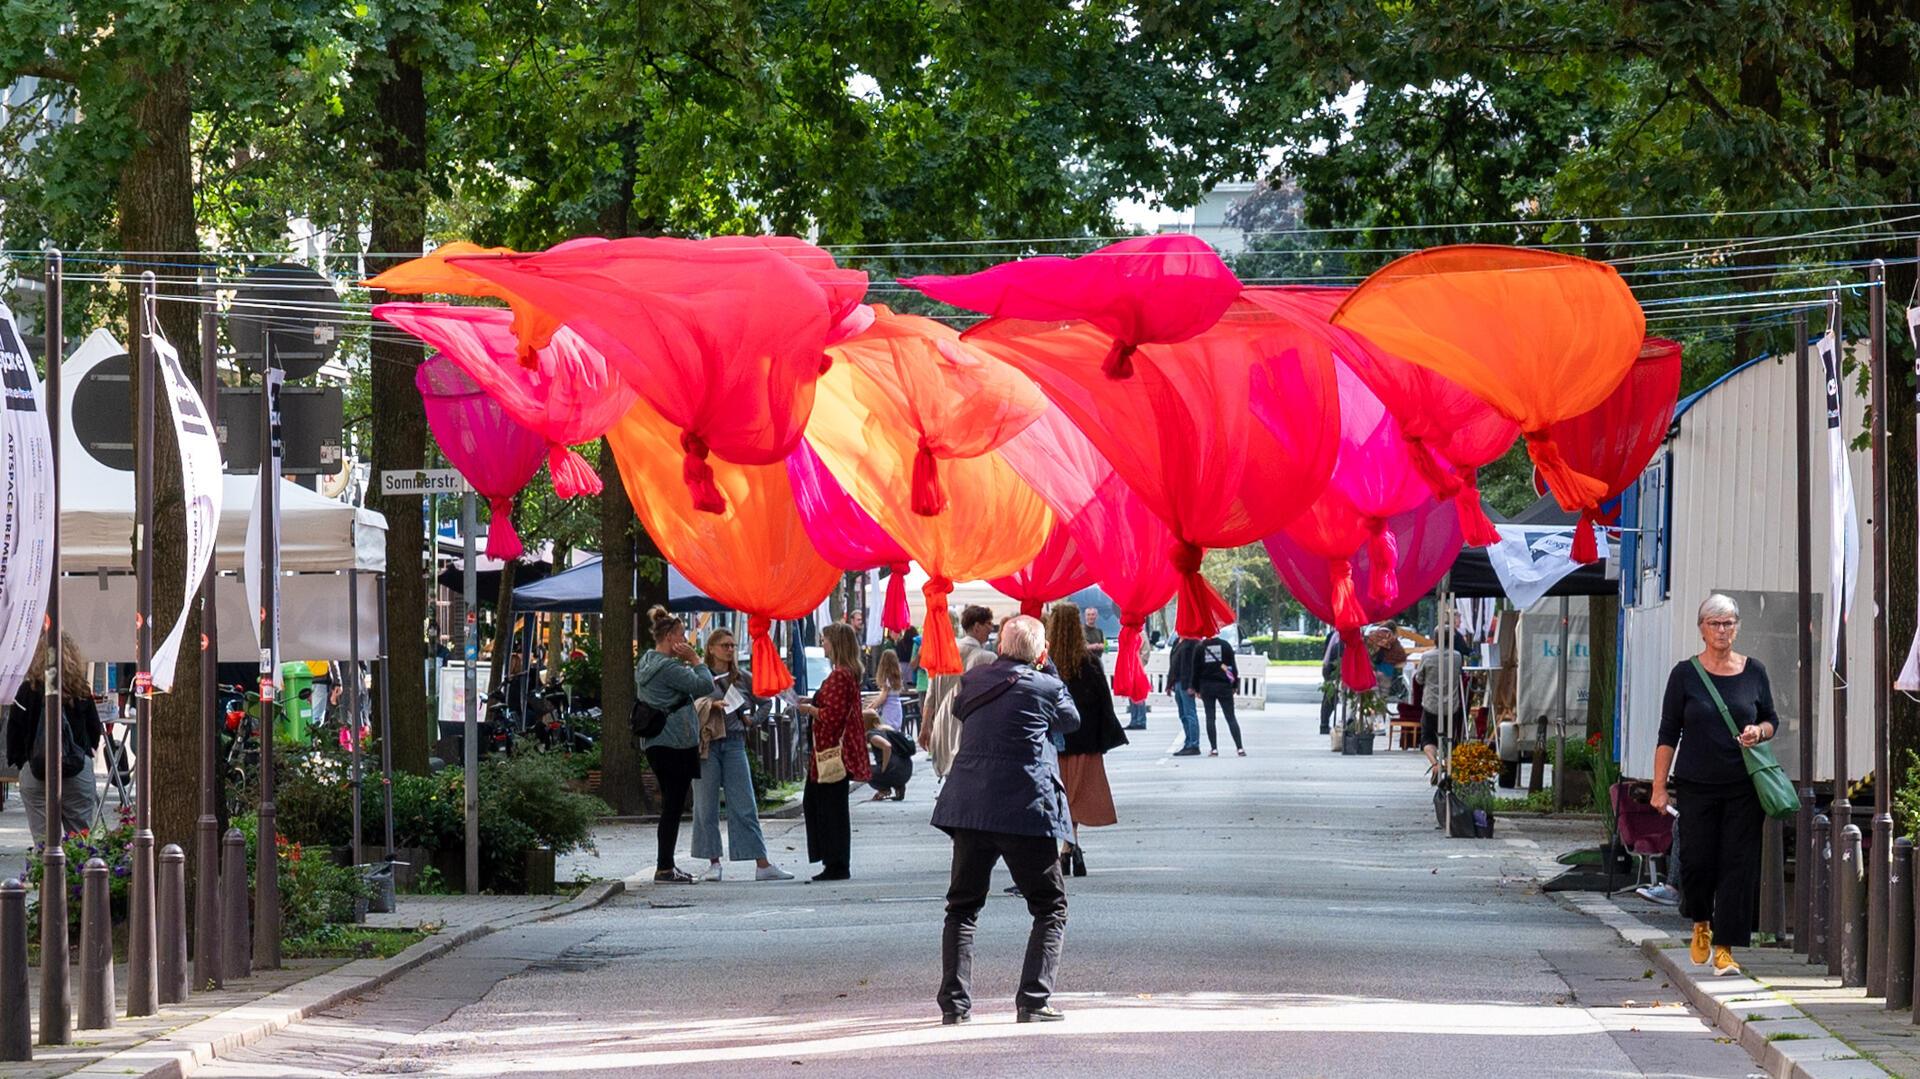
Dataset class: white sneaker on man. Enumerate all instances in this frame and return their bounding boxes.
[700,862,724,882]
[756,863,795,881]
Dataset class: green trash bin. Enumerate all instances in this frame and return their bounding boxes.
[276,662,316,743]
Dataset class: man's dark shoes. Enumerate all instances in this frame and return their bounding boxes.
[810,868,851,882]
[1172,746,1201,757]
[941,1012,970,1026]
[1017,1006,1065,1023]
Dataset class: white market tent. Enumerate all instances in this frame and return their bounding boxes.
[58,329,386,663]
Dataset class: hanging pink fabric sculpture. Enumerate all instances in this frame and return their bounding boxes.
[1243,286,1518,545]
[374,302,635,499]
[998,406,1183,700]
[416,356,547,561]
[966,301,1340,638]
[1276,362,1439,636]
[785,441,913,634]
[1267,498,1465,690]
[1536,337,1684,559]
[989,520,1097,618]
[450,236,869,513]
[827,307,1047,516]
[901,235,1242,380]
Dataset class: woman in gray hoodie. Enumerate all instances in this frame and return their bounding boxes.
[636,605,715,884]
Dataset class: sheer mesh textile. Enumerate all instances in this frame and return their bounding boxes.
[1540,337,1684,561]
[604,397,840,696]
[785,441,914,633]
[364,239,599,367]
[374,302,634,499]
[988,519,1097,618]
[415,356,548,561]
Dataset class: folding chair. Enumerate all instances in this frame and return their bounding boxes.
[1610,780,1673,894]
[98,698,136,812]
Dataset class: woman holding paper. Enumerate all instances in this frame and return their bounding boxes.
[691,628,794,882]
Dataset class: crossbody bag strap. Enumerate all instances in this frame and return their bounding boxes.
[1689,657,1746,742]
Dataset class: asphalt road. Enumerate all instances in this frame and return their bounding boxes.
[201,698,1761,1079]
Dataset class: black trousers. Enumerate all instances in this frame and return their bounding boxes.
[803,777,851,872]
[938,828,1068,1015]
[1319,686,1337,733]
[1200,684,1242,750]
[1675,780,1764,947]
[646,746,700,872]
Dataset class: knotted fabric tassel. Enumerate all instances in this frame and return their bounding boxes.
[1020,599,1043,619]
[1101,338,1139,380]
[1405,437,1462,498]
[918,577,962,675]
[1572,509,1600,564]
[1523,429,1608,511]
[1170,541,1234,637]
[1455,467,1502,548]
[547,445,604,499]
[484,496,523,561]
[1329,558,1366,631]
[911,439,947,516]
[1339,627,1376,691]
[680,430,726,514]
[1365,519,1400,606]
[881,563,912,633]
[748,615,795,697]
[1112,617,1151,702]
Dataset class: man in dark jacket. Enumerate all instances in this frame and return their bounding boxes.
[1167,635,1201,755]
[930,614,1080,1025]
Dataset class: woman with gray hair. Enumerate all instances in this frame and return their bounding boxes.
[1652,593,1779,978]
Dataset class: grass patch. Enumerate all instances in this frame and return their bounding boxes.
[1268,659,1322,667]
[1491,790,1557,813]
[282,925,427,960]
[760,780,803,809]
[1766,1032,1813,1042]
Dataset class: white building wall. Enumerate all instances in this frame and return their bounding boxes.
[1621,342,1877,783]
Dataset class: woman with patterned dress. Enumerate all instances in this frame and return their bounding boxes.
[802,622,872,881]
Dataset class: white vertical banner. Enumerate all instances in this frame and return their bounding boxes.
[1821,328,1861,673]
[148,326,224,691]
[1897,306,1920,691]
[863,568,884,647]
[0,304,55,706]
[243,369,284,653]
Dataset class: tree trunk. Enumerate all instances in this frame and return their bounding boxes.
[119,58,203,862]
[364,40,431,774]
[597,440,642,814]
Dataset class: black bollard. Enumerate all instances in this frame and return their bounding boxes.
[0,879,29,1061]
[77,858,113,1030]
[38,841,69,1046]
[1761,818,1786,938]
[158,845,188,1004]
[1810,814,1831,967]
[194,817,221,992]
[1842,824,1868,987]
[1888,839,1913,1012]
[221,828,250,982]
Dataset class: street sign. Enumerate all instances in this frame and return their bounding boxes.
[379,469,469,496]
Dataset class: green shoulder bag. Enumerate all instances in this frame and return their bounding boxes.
[1690,658,1800,820]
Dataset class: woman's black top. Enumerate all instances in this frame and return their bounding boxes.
[1059,659,1128,757]
[4,683,104,773]
[1658,657,1779,786]
[1193,637,1238,690]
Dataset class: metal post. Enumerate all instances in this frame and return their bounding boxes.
[38,249,70,1045]
[194,305,220,991]
[1844,823,1868,986]
[220,828,249,981]
[1553,596,1569,812]
[1890,838,1913,1011]
[462,490,478,895]
[77,859,112,1030]
[157,845,188,1004]
[1795,314,1816,954]
[348,569,363,870]
[1868,259,1892,995]
[254,331,282,969]
[1762,819,1786,938]
[1830,285,1853,982]
[377,573,395,860]
[0,880,27,1061]
[127,271,158,1017]
[1811,813,1831,967]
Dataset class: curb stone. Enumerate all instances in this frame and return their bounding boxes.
[64,879,625,1079]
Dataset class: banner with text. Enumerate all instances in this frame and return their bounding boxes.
[0,304,55,706]
[149,327,224,691]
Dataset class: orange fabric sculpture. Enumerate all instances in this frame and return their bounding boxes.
[902,234,1242,380]
[603,397,841,696]
[805,359,1053,676]
[450,236,869,514]
[965,300,1340,638]
[1536,337,1684,560]
[1330,245,1644,554]
[363,240,593,367]
[826,307,1047,516]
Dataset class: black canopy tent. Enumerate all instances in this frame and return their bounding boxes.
[1446,495,1618,600]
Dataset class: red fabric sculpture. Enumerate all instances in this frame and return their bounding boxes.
[450,236,869,513]
[1267,497,1465,690]
[902,235,1243,380]
[604,397,841,696]
[374,302,635,499]
[1329,246,1644,561]
[416,356,547,561]
[785,441,914,634]
[989,520,1097,618]
[966,300,1340,638]
[1535,337,1684,557]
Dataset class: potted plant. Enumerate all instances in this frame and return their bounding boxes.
[1447,742,1501,838]
[1343,687,1383,755]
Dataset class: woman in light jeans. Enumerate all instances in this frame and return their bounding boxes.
[693,629,793,882]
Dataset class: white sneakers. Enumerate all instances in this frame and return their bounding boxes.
[701,862,724,882]
[756,863,796,881]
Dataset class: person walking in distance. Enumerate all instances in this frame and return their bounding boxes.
[931,614,1080,1025]
[957,605,998,672]
[1125,631,1151,730]
[1193,633,1243,756]
[635,607,715,885]
[1167,634,1202,756]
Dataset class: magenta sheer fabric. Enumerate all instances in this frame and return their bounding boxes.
[902,235,1243,379]
[416,355,548,560]
[1540,337,1684,562]
[989,519,1097,618]
[451,236,868,513]
[1267,498,1464,689]
[373,302,635,499]
[785,441,914,632]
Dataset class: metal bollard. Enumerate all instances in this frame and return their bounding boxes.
[1888,839,1913,1012]
[1,879,30,1061]
[39,841,70,1046]
[1810,814,1831,967]
[157,845,188,1004]
[1761,818,1786,938]
[220,829,250,982]
[1842,824,1868,987]
[77,858,114,1030]
[194,818,222,991]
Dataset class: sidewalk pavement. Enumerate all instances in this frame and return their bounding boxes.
[1510,816,1902,1078]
